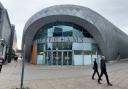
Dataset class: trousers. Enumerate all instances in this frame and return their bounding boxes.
[92,69,100,79]
[0,65,2,72]
[98,71,110,84]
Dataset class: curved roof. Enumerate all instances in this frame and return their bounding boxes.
[0,2,4,9]
[22,5,128,61]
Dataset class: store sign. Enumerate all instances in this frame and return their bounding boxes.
[36,37,96,43]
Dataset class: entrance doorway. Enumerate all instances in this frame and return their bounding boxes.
[45,51,52,65]
[53,51,62,65]
[45,50,72,65]
[63,51,72,65]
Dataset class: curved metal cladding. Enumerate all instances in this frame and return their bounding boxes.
[0,2,4,9]
[22,5,128,62]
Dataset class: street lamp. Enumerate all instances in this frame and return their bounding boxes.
[20,45,25,89]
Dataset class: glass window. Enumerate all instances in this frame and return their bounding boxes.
[46,43,52,50]
[33,22,93,41]
[92,43,101,55]
[72,43,84,50]
[53,42,62,50]
[83,43,92,51]
[37,44,44,55]
[52,42,72,50]
[74,50,83,55]
[84,50,92,55]
[47,28,53,37]
[73,29,84,38]
[72,43,92,51]
[63,42,72,50]
[92,43,98,52]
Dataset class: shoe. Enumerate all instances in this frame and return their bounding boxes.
[98,80,102,84]
[98,81,102,84]
[108,83,112,86]
[92,77,95,80]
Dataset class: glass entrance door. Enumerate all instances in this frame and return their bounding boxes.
[53,51,62,65]
[45,51,52,65]
[63,51,72,65]
[45,50,72,65]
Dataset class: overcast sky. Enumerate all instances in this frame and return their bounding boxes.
[1,0,128,49]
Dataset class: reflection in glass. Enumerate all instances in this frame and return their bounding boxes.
[34,22,93,40]
[33,22,101,65]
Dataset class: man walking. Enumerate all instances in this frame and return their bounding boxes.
[0,55,4,72]
[92,58,100,80]
[98,56,112,86]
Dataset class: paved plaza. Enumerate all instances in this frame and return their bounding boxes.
[0,59,128,89]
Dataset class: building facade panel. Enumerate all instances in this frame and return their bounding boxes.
[0,2,15,63]
[1,10,11,46]
[22,5,128,64]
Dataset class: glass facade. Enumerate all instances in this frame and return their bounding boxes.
[33,22,101,65]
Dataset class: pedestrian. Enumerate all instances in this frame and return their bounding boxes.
[92,58,100,80]
[14,55,18,67]
[98,56,112,86]
[0,55,4,72]
[14,55,18,62]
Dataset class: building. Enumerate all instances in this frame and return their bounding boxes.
[11,25,17,52]
[9,25,17,61]
[0,2,16,63]
[16,49,22,58]
[22,5,128,65]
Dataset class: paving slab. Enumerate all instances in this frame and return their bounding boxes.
[0,60,128,89]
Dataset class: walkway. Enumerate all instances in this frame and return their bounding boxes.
[0,60,128,89]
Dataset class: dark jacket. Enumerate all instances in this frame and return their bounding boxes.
[93,60,98,70]
[100,59,106,72]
